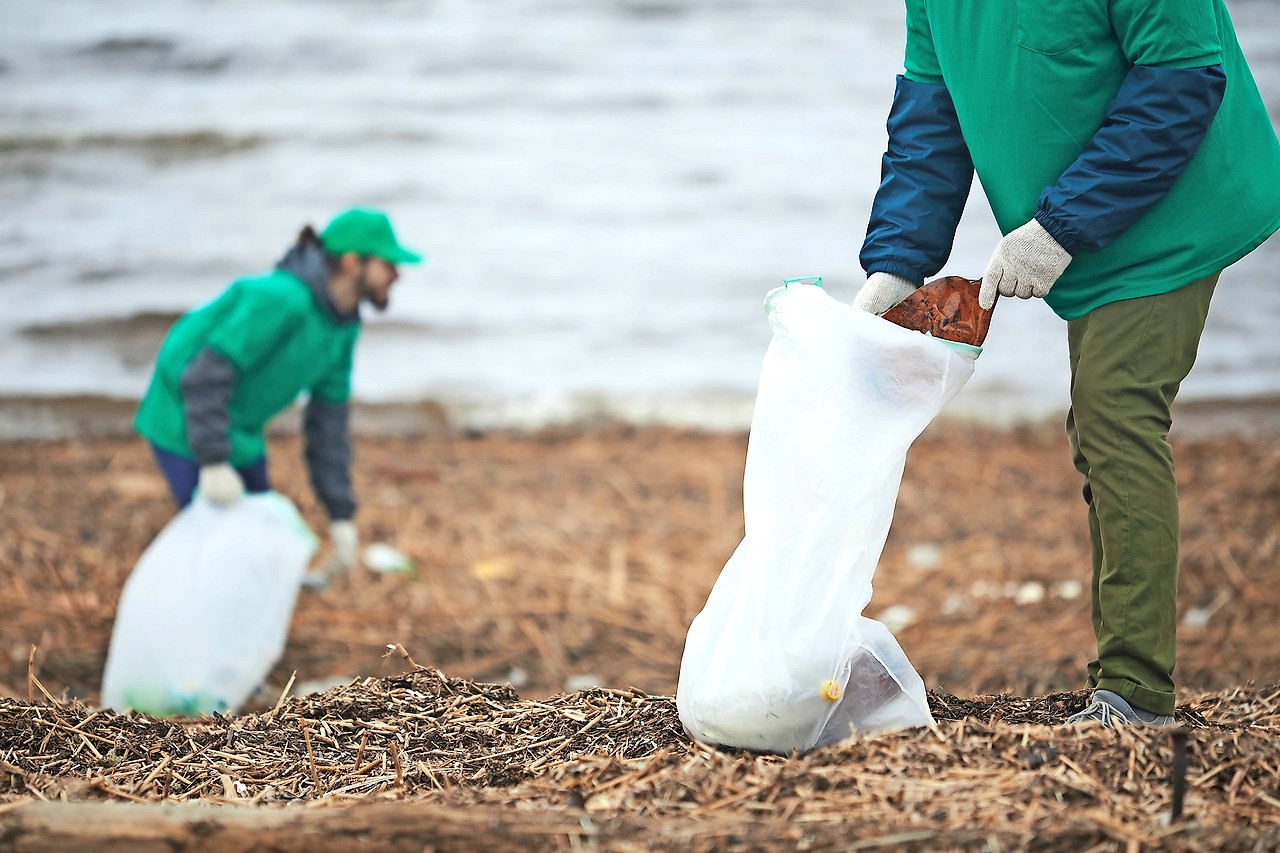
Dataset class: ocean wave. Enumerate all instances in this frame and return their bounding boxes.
[72,36,231,75]
[0,260,47,282]
[0,131,265,161]
[77,36,176,56]
[18,311,180,339]
[17,312,179,370]
[9,312,488,374]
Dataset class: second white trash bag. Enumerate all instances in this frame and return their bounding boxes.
[677,279,979,753]
[101,492,317,716]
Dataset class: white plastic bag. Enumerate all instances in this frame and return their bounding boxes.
[101,492,317,716]
[677,280,978,753]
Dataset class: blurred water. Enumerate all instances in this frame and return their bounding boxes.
[2,0,1278,431]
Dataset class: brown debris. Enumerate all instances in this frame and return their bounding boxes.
[1,670,1279,851]
[881,275,995,346]
[1,422,1279,849]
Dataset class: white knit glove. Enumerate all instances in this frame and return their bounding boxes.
[303,520,360,590]
[980,219,1072,310]
[853,272,917,315]
[327,520,360,575]
[197,463,243,506]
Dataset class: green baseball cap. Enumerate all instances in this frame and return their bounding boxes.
[320,207,424,265]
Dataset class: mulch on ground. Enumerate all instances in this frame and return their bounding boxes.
[1,422,1278,850]
[3,666,1278,851]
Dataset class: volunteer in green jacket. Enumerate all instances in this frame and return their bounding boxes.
[135,207,423,581]
[855,1,1280,725]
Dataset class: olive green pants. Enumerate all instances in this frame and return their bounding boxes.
[1065,273,1218,716]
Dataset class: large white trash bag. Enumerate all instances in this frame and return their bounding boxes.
[677,280,979,753]
[102,492,317,716]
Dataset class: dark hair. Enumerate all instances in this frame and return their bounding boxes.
[297,225,344,272]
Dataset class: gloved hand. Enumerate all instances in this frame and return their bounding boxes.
[853,272,917,315]
[197,463,243,506]
[327,519,360,575]
[303,520,360,590]
[980,219,1072,310]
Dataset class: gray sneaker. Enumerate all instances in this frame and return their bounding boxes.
[300,566,333,590]
[300,554,352,591]
[1066,689,1175,728]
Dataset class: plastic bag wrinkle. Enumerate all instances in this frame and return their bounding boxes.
[101,492,317,716]
[677,284,976,753]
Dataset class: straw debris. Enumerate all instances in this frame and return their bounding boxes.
[2,423,1278,849]
[2,671,1280,850]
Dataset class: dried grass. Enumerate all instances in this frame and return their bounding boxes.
[2,669,1279,850]
[1,422,1279,850]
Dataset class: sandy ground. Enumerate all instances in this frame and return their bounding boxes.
[2,418,1276,706]
[2,418,1279,851]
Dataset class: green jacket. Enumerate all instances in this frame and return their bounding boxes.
[905,0,1280,319]
[135,267,359,468]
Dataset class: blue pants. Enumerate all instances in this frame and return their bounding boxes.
[150,444,271,509]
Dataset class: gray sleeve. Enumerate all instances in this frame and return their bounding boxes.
[179,346,238,465]
[304,398,357,521]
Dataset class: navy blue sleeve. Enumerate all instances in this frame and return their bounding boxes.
[180,346,238,465]
[860,75,974,284]
[304,398,357,521]
[1035,64,1227,255]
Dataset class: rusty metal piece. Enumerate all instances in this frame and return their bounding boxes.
[880,275,995,347]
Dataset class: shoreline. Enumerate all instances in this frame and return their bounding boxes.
[2,391,1277,442]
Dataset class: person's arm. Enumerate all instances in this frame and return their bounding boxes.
[179,280,302,501]
[179,281,299,503]
[303,399,356,521]
[304,336,359,581]
[1033,64,1226,256]
[180,347,238,465]
[857,0,973,314]
[983,0,1227,306]
[303,398,358,576]
[860,76,975,286]
[304,334,357,522]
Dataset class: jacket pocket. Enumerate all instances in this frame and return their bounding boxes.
[1016,0,1087,55]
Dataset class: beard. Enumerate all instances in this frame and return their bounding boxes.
[357,270,390,312]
